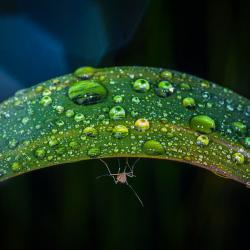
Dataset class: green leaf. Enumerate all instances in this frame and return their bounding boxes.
[0,66,249,187]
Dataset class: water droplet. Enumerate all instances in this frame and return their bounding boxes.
[74,113,85,122]
[55,105,64,114]
[83,127,98,137]
[74,66,95,79]
[42,89,52,96]
[201,80,210,89]
[180,83,191,91]
[34,148,46,159]
[242,137,250,149]
[232,152,245,164]
[109,106,126,120]
[21,117,29,125]
[8,139,18,149]
[56,120,65,127]
[113,95,124,103]
[65,109,75,117]
[182,97,196,109]
[131,110,139,117]
[190,115,216,134]
[87,147,101,158]
[155,81,174,97]
[35,85,44,93]
[142,140,165,155]
[68,80,107,105]
[160,70,172,79]
[133,79,150,93]
[69,141,78,149]
[196,135,210,146]
[134,118,150,132]
[40,96,52,106]
[48,138,59,147]
[132,96,140,104]
[112,125,129,139]
[11,162,22,172]
[232,121,247,135]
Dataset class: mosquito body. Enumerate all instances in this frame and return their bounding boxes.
[97,158,143,207]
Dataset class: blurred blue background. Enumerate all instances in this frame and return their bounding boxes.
[0,0,250,250]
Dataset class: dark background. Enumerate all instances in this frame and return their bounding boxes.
[0,0,250,250]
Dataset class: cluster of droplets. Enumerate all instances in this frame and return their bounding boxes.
[1,66,248,186]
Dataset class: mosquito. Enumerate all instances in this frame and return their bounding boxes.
[97,158,144,207]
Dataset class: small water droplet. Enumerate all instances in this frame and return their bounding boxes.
[160,70,173,79]
[232,121,247,135]
[11,162,22,172]
[232,152,245,165]
[112,125,129,139]
[113,95,124,103]
[55,105,64,114]
[42,89,52,96]
[87,147,101,158]
[8,139,19,149]
[35,85,44,93]
[242,137,250,149]
[142,140,165,155]
[74,113,85,122]
[69,140,78,149]
[133,79,150,93]
[180,83,191,91]
[40,96,52,106]
[134,118,150,132]
[196,135,210,146]
[155,81,174,97]
[109,106,126,120]
[65,109,75,117]
[34,148,46,159]
[190,115,216,134]
[182,97,196,109]
[83,127,98,137]
[68,80,107,105]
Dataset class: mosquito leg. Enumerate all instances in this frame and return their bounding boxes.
[126,181,144,207]
[131,158,141,172]
[126,157,133,173]
[99,159,116,183]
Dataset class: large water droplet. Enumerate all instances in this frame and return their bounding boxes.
[134,118,150,132]
[74,66,96,79]
[190,115,216,134]
[68,80,107,105]
[133,79,150,93]
[142,140,165,155]
[112,125,129,139]
[109,106,126,120]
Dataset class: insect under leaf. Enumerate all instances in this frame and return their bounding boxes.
[97,158,144,207]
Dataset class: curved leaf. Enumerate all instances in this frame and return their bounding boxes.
[0,66,249,186]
